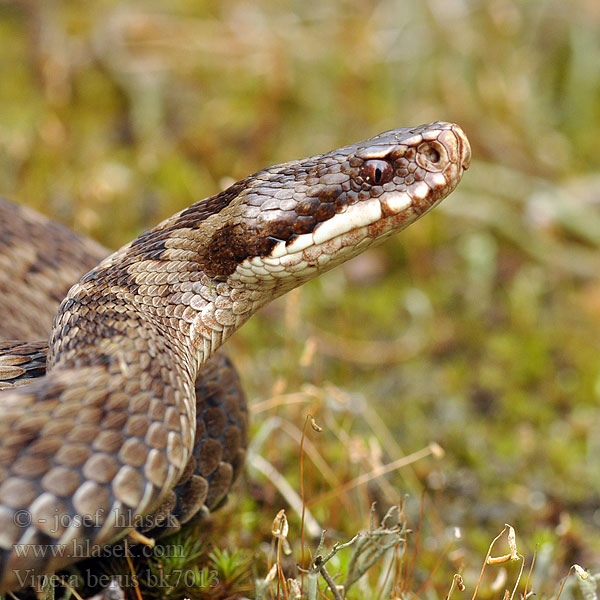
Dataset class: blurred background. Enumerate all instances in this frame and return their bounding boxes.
[1,0,600,597]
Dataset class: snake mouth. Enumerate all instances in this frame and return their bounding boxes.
[266,193,407,260]
[259,188,436,273]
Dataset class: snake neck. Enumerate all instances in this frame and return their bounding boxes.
[47,258,261,384]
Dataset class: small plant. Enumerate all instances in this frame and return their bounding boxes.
[254,505,405,599]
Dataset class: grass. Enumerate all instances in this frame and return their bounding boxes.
[1,0,600,598]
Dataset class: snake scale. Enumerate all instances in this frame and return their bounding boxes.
[0,122,470,592]
[0,197,249,539]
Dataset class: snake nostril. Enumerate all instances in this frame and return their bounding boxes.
[416,141,445,171]
[424,146,441,164]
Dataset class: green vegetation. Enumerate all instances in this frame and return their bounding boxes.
[1,1,600,598]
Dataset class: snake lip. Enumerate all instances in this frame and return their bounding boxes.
[378,192,412,219]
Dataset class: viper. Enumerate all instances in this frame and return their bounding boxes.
[0,121,470,592]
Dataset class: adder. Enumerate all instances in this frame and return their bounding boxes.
[0,122,470,592]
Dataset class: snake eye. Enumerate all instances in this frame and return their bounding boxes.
[361,159,393,186]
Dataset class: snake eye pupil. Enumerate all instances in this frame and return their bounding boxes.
[361,159,393,186]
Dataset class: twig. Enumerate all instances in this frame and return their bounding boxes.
[446,574,465,600]
[300,415,309,587]
[272,510,290,600]
[123,539,143,600]
[309,443,443,507]
[317,563,343,600]
[471,524,508,600]
[61,580,85,600]
[300,414,322,582]
[523,546,537,599]
[248,451,322,537]
[557,565,589,600]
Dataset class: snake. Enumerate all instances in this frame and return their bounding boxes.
[0,121,470,592]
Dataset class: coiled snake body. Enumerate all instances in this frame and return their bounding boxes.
[0,122,470,591]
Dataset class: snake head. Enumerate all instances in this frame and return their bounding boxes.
[204,121,470,291]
